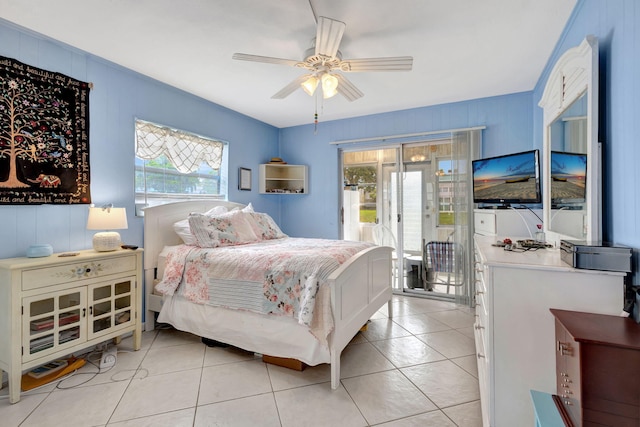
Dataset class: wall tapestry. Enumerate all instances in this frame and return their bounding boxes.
[0,55,91,204]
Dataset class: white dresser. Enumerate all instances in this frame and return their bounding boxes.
[473,235,626,426]
[0,249,143,403]
[474,208,543,238]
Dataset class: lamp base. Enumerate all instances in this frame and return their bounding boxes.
[93,231,122,252]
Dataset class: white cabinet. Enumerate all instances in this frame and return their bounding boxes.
[0,249,143,403]
[474,208,542,238]
[259,164,308,194]
[473,235,625,426]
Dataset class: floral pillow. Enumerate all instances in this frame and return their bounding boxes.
[173,205,228,245]
[247,212,287,240]
[188,209,259,247]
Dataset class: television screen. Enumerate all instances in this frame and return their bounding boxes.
[472,149,541,205]
[550,151,587,205]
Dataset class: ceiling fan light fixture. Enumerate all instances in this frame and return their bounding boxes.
[301,75,319,96]
[321,73,339,99]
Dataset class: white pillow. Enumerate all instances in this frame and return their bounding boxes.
[173,205,229,245]
[204,205,230,216]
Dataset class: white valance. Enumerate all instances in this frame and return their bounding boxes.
[135,120,224,173]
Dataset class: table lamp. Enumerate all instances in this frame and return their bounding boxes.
[87,205,128,251]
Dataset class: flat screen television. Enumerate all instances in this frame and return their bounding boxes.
[550,150,587,206]
[472,149,541,206]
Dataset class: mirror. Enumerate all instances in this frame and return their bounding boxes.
[540,36,601,245]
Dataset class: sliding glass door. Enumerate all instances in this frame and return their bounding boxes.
[340,130,480,304]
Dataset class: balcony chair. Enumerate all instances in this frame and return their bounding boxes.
[423,240,465,294]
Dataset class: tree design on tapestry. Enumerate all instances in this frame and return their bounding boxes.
[0,56,91,204]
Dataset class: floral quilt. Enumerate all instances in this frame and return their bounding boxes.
[155,238,374,343]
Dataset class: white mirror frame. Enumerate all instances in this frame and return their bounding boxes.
[539,35,600,245]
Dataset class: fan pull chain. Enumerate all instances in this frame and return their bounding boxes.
[314,111,318,134]
[314,91,319,134]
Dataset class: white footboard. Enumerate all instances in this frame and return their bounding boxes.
[328,245,393,389]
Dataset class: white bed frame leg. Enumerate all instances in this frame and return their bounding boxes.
[387,299,393,318]
[330,350,340,390]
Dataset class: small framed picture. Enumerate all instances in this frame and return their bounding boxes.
[239,167,251,191]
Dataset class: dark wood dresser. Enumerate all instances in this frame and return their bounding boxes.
[550,309,640,426]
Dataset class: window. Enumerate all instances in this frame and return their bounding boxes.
[135,119,227,210]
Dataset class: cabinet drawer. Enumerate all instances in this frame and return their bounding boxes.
[474,211,496,236]
[22,255,137,291]
[476,291,488,323]
[474,324,490,377]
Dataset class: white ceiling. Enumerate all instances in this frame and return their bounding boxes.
[1,0,576,128]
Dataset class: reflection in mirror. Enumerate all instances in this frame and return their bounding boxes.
[540,36,600,245]
[548,94,587,238]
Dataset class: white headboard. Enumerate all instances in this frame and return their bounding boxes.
[142,200,246,272]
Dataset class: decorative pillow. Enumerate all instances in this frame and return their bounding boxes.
[188,209,259,247]
[173,205,228,245]
[247,212,287,240]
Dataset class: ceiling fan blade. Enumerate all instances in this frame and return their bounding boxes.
[271,74,311,99]
[340,56,414,72]
[334,74,363,102]
[232,53,301,67]
[315,16,346,58]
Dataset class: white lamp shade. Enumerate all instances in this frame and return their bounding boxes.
[321,73,338,99]
[87,207,128,230]
[301,75,319,96]
[87,207,128,251]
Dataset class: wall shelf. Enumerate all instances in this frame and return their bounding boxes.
[259,164,308,194]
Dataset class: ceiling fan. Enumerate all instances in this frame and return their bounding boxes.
[232,14,413,102]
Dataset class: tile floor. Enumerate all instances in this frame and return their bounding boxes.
[0,295,482,426]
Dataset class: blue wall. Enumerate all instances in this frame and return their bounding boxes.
[0,20,280,259]
[278,93,534,239]
[532,0,640,279]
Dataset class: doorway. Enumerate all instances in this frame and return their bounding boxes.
[340,130,480,304]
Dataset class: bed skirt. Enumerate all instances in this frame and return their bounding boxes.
[157,294,331,366]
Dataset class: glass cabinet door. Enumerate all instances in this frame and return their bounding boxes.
[88,277,135,340]
[23,288,86,362]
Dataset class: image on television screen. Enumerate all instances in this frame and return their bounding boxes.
[472,150,541,204]
[550,151,587,204]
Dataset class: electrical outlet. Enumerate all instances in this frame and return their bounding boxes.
[99,346,117,370]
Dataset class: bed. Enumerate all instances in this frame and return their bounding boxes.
[143,200,392,389]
